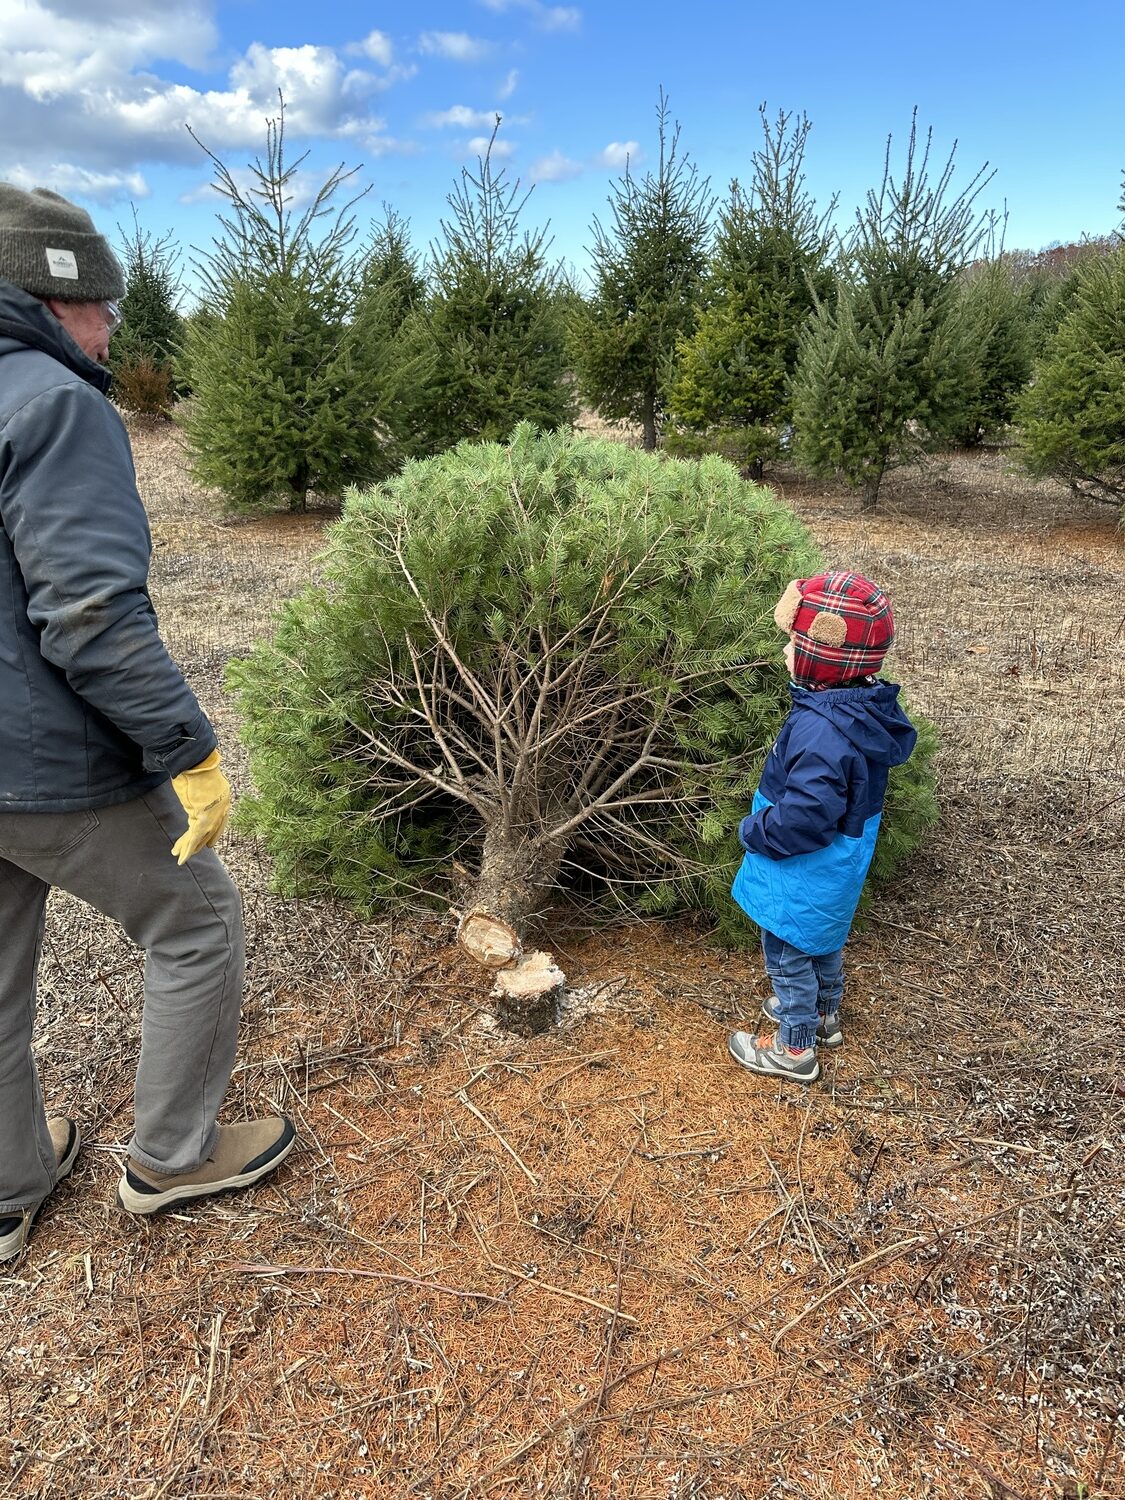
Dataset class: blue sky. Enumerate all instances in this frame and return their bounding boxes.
[2,0,1123,298]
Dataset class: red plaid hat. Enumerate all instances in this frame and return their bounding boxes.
[773,572,895,689]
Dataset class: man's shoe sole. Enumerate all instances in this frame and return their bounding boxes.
[117,1120,297,1215]
[1,1120,82,1260]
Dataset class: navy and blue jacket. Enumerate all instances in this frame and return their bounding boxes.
[731,679,916,954]
[0,279,216,811]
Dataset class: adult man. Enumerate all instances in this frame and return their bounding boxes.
[0,185,294,1260]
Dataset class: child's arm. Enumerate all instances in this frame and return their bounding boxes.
[739,744,850,860]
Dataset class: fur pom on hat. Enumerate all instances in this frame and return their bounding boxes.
[774,571,895,689]
[0,183,124,302]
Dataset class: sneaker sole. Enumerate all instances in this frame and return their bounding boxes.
[1,1121,82,1261]
[728,1036,820,1084]
[0,1216,30,1261]
[117,1124,296,1216]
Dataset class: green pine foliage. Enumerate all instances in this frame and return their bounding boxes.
[949,258,1035,445]
[180,95,412,514]
[358,207,426,326]
[110,215,184,416]
[399,126,574,456]
[1017,241,1125,512]
[572,91,713,451]
[793,113,992,508]
[667,109,833,476]
[228,425,937,944]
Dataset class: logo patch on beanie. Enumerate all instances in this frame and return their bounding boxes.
[45,247,79,280]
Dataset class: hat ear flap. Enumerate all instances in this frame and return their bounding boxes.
[807,610,848,647]
[773,580,803,632]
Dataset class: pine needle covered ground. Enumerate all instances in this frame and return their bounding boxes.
[2,420,1121,1499]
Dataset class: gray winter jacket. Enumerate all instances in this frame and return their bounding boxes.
[0,279,216,811]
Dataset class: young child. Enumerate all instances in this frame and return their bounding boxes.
[728,571,917,1084]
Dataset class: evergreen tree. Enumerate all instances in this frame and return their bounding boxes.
[950,257,1034,445]
[358,206,426,327]
[181,94,411,513]
[1017,241,1125,513]
[572,90,713,451]
[401,123,573,456]
[667,108,834,478]
[228,425,938,946]
[110,213,185,416]
[793,113,992,508]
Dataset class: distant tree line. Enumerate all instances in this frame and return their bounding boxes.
[112,92,1125,519]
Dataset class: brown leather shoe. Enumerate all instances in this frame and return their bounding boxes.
[0,1117,81,1260]
[117,1116,296,1215]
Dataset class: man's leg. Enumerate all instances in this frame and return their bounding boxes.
[0,857,55,1214]
[0,786,244,1175]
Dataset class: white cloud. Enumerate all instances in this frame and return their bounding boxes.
[598,141,639,170]
[541,6,581,29]
[477,0,581,27]
[466,135,513,160]
[424,105,499,130]
[419,31,491,63]
[498,68,519,100]
[5,161,150,203]
[529,150,581,183]
[348,29,394,67]
[0,5,419,196]
[523,140,643,187]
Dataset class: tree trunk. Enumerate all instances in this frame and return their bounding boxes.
[641,391,657,453]
[491,951,565,1037]
[464,822,565,940]
[289,459,310,513]
[459,822,567,1034]
[861,457,885,513]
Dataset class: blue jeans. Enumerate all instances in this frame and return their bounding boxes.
[761,929,844,1051]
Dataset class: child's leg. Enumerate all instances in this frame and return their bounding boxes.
[760,930,820,1051]
[810,946,845,1017]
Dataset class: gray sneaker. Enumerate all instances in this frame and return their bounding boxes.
[728,1030,821,1084]
[761,995,843,1048]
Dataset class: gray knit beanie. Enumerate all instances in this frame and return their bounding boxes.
[0,183,124,301]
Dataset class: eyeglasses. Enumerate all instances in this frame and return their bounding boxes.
[101,300,123,335]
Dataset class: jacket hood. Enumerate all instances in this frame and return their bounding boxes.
[791,679,916,767]
[0,275,112,394]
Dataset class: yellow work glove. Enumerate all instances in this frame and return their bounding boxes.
[170,750,232,865]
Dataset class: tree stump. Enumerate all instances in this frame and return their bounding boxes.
[491,951,565,1037]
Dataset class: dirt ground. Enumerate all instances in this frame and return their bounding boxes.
[2,421,1122,1500]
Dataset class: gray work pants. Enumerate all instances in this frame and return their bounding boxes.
[0,782,244,1214]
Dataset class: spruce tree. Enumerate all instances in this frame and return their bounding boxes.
[667,108,834,478]
[572,91,713,451]
[950,256,1034,445]
[1018,241,1125,512]
[401,123,573,455]
[181,94,410,513]
[228,426,938,947]
[793,113,992,508]
[110,213,185,417]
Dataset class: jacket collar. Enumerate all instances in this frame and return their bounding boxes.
[0,277,112,394]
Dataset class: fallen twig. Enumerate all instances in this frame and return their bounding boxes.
[230,1261,505,1303]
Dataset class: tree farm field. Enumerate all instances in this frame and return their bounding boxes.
[3,416,1123,1500]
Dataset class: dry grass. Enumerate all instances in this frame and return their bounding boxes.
[2,424,1122,1499]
